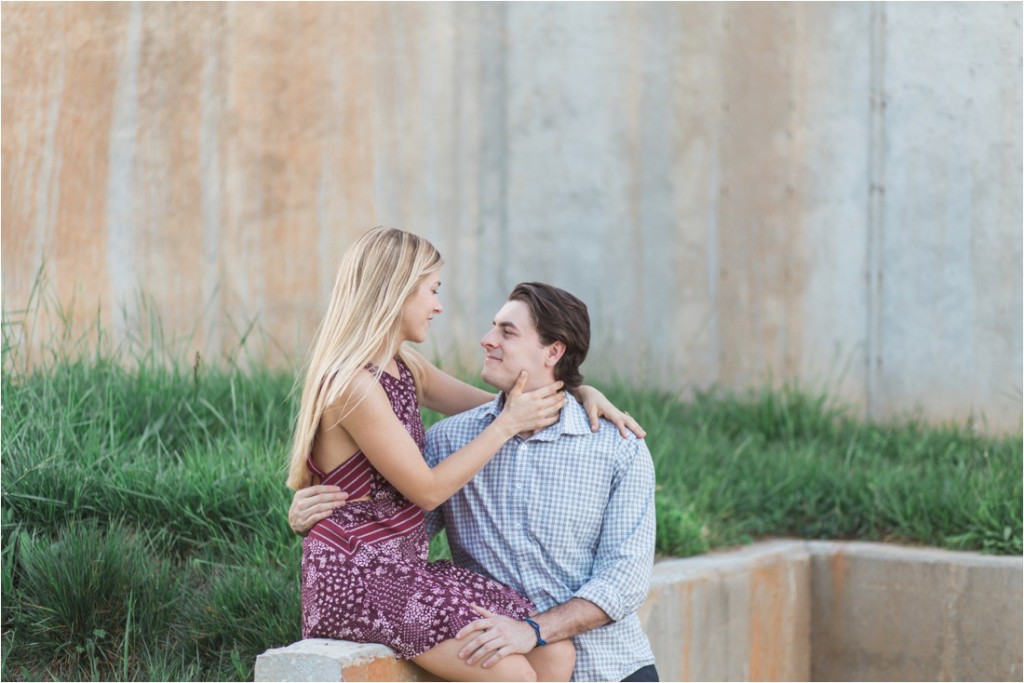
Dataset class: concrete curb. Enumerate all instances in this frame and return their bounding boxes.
[256,540,1022,681]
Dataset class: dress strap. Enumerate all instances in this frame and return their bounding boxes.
[306,453,325,477]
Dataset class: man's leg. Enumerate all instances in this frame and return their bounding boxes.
[621,664,659,682]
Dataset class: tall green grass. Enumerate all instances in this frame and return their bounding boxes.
[2,307,1020,680]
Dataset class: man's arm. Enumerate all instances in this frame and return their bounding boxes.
[457,597,609,668]
[457,437,657,668]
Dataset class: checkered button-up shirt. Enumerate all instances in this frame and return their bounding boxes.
[424,392,657,682]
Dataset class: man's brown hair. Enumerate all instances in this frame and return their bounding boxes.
[508,282,590,391]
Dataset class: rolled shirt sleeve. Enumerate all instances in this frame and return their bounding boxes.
[571,437,656,621]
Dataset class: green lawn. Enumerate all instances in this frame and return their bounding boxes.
[2,344,1020,680]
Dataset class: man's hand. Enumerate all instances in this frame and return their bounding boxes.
[455,605,537,668]
[289,485,348,536]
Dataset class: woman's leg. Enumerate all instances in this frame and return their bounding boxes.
[525,639,575,682]
[412,638,538,682]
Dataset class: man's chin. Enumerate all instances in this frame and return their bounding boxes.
[479,369,511,394]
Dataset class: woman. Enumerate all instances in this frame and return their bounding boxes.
[288,227,641,681]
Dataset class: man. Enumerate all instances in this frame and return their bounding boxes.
[292,283,659,681]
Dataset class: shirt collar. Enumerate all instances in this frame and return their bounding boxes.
[480,389,592,441]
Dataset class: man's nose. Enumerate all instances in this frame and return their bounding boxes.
[480,330,496,348]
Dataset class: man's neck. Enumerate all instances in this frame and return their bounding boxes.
[496,387,565,441]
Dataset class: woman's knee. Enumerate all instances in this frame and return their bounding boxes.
[480,654,537,682]
[500,655,538,682]
[413,640,537,682]
[528,640,575,682]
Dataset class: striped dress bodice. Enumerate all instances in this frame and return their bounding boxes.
[305,357,426,556]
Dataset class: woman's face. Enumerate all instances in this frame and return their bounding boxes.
[399,271,443,343]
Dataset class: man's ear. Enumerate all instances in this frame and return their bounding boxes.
[544,341,566,368]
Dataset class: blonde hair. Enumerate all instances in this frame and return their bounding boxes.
[286,227,443,490]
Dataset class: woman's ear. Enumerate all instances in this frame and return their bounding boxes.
[544,341,566,368]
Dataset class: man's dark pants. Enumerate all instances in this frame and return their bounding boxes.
[621,664,659,681]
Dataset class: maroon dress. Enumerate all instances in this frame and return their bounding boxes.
[301,356,535,659]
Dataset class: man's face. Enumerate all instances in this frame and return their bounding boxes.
[479,300,557,393]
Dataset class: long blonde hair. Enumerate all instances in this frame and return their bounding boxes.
[286,227,443,490]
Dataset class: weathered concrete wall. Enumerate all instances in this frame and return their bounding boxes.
[809,541,1024,682]
[3,2,1021,430]
[637,541,811,681]
[254,540,1024,682]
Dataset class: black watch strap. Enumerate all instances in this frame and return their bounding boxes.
[523,617,547,646]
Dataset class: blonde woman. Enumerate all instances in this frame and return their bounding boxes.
[288,227,642,681]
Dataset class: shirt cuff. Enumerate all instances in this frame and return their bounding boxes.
[573,579,625,622]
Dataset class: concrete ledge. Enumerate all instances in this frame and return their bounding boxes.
[639,539,811,681]
[256,541,1022,681]
[808,541,1023,681]
[255,639,438,682]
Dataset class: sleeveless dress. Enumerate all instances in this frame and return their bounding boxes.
[301,356,535,659]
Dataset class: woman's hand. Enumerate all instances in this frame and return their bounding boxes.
[576,385,646,439]
[496,372,565,437]
[288,485,349,536]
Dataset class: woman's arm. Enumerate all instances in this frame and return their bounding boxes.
[575,385,647,439]
[406,348,496,415]
[337,371,563,511]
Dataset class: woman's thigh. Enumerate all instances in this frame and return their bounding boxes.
[525,639,575,682]
[412,637,537,682]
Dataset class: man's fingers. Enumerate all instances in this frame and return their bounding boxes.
[303,485,344,497]
[310,509,334,524]
[314,500,345,514]
[465,633,502,666]
[470,604,495,618]
[455,618,488,641]
[302,500,344,523]
[459,630,495,661]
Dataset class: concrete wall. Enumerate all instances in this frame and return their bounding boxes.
[255,540,1024,682]
[809,541,1024,681]
[3,2,1021,430]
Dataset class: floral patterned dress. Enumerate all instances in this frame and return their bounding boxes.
[301,356,535,659]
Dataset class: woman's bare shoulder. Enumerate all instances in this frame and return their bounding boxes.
[322,369,386,425]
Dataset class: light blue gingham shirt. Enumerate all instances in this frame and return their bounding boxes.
[424,392,657,682]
